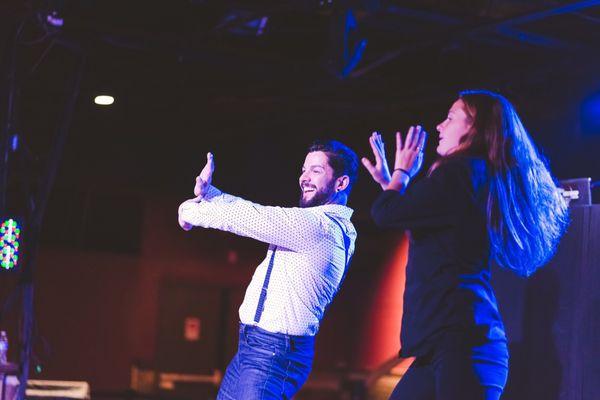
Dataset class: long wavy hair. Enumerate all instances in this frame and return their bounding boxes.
[434,90,569,277]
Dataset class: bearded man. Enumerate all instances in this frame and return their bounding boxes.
[178,140,359,400]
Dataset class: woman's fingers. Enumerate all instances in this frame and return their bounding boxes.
[405,126,416,149]
[363,133,381,177]
[404,125,427,151]
[373,133,384,155]
[369,133,384,165]
[361,157,376,176]
[416,128,427,152]
[395,131,403,154]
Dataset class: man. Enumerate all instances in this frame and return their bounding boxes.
[178,140,358,399]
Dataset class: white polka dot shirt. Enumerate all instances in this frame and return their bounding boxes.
[178,185,357,336]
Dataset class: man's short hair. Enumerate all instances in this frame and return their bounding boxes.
[307,140,359,194]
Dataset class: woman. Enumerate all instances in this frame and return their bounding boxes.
[362,90,569,400]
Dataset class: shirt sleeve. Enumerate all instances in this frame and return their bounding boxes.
[371,158,476,230]
[178,185,326,252]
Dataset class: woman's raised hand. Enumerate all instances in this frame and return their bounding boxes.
[394,126,427,178]
[362,127,427,191]
[362,132,393,190]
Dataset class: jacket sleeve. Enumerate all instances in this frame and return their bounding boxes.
[371,159,477,230]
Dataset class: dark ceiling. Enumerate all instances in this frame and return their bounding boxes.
[2,0,600,226]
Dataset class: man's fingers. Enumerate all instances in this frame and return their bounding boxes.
[200,151,214,183]
[206,152,214,171]
[206,152,214,172]
[194,176,204,196]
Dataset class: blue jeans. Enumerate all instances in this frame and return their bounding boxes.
[390,332,509,400]
[217,324,315,400]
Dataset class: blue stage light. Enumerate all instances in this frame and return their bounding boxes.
[581,92,600,135]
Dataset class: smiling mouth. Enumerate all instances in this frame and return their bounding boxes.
[302,186,316,195]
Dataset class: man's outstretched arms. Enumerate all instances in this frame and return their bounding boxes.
[177,152,326,252]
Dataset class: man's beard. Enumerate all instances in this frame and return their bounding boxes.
[299,183,336,208]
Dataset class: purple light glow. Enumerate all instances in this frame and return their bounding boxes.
[46,12,64,27]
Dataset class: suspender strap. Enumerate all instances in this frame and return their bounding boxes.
[253,215,350,324]
[253,246,277,323]
[326,215,351,269]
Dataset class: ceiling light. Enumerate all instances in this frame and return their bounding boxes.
[94,95,114,106]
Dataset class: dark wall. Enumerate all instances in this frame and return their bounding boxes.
[5,195,405,391]
[493,205,600,400]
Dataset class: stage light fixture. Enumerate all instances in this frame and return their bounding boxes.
[581,92,600,134]
[1,218,21,271]
[94,95,115,106]
[46,11,64,27]
[11,134,19,152]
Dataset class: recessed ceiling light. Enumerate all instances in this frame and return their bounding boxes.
[94,95,114,106]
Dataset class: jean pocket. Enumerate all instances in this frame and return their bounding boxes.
[244,334,281,357]
[248,345,276,357]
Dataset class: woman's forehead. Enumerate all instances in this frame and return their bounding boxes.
[450,99,466,112]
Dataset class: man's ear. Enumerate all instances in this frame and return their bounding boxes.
[336,175,350,192]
